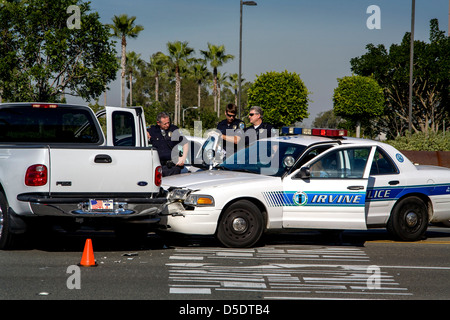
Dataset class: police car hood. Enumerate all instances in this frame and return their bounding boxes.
[162,169,273,191]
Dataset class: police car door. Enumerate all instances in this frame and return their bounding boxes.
[282,144,376,230]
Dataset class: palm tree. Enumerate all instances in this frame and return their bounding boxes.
[148,52,169,102]
[228,73,244,107]
[108,14,144,107]
[216,72,231,117]
[167,41,195,125]
[191,61,210,108]
[200,43,234,114]
[126,51,144,106]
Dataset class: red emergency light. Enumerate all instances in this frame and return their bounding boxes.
[281,127,347,138]
[311,128,347,137]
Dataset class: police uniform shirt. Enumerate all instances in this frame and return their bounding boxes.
[217,118,245,136]
[148,124,186,163]
[245,122,276,141]
[217,118,245,151]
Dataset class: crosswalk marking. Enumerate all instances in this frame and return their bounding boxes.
[167,246,412,299]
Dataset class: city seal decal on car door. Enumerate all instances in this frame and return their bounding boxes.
[293,191,308,206]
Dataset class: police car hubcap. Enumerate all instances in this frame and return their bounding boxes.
[405,211,418,227]
[232,217,247,233]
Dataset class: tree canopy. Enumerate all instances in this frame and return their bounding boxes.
[247,70,310,128]
[350,19,449,138]
[0,0,118,102]
[333,75,385,137]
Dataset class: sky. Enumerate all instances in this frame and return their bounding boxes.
[69,0,449,126]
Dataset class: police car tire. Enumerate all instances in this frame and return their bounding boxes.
[387,196,428,241]
[216,200,264,248]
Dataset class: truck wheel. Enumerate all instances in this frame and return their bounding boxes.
[216,200,264,248]
[0,192,15,249]
[387,196,428,241]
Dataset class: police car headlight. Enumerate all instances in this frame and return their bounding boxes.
[168,188,191,201]
[185,194,215,207]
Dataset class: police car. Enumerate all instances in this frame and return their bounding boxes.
[160,127,450,248]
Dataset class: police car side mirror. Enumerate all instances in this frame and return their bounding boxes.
[204,149,215,164]
[299,166,311,179]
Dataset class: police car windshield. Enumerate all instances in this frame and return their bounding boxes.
[218,140,306,177]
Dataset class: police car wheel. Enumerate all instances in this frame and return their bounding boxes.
[387,196,428,241]
[216,200,264,248]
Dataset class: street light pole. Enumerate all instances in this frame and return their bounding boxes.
[182,106,198,127]
[408,0,415,133]
[238,0,257,119]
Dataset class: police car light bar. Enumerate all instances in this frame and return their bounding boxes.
[281,127,347,137]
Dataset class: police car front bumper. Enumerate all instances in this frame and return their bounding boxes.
[159,205,221,235]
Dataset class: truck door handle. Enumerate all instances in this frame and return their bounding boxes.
[94,154,112,163]
[347,185,365,190]
[389,180,400,185]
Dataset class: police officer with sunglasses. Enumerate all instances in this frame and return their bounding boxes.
[216,103,245,155]
[244,106,276,145]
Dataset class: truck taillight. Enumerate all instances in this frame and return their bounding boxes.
[25,164,48,186]
[154,166,162,187]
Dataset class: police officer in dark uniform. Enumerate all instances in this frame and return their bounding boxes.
[216,103,245,155]
[244,106,276,146]
[147,112,188,176]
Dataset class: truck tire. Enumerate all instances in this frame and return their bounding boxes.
[216,200,264,248]
[0,192,16,249]
[387,196,428,241]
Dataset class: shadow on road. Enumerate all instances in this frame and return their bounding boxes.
[11,225,450,252]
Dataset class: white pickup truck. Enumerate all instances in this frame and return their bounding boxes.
[0,102,166,249]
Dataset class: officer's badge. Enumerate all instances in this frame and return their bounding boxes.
[233,125,237,130]
[168,131,172,138]
[239,122,245,130]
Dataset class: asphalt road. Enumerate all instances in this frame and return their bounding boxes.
[1,226,450,308]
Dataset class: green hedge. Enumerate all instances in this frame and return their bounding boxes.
[386,132,450,151]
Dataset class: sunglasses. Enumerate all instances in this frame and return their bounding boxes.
[248,113,259,117]
[226,113,236,118]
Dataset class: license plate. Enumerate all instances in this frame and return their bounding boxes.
[89,199,114,211]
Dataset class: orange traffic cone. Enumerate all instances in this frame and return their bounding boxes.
[78,238,98,267]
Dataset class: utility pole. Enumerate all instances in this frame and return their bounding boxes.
[408,0,415,133]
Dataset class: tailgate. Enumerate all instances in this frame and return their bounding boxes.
[49,147,160,194]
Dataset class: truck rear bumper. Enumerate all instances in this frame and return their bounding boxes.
[17,192,168,219]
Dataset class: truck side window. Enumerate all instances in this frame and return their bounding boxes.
[112,111,136,147]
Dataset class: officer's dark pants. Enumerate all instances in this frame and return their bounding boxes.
[162,165,182,177]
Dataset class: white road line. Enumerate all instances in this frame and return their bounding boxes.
[169,255,204,260]
[169,288,211,294]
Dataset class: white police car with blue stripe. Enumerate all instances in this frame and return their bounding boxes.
[160,127,450,248]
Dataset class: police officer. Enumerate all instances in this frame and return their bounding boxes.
[147,112,188,176]
[216,103,245,155]
[244,106,276,145]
